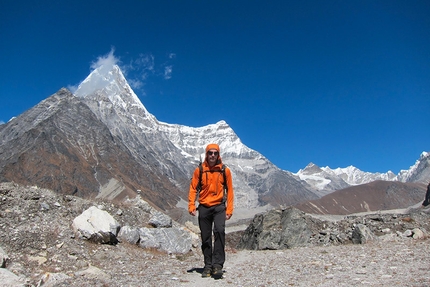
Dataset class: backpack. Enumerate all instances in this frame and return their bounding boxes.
[196,162,228,203]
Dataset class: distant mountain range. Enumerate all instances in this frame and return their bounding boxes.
[294,151,430,196]
[1,63,428,220]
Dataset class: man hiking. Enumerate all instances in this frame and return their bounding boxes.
[188,143,234,278]
[422,181,430,207]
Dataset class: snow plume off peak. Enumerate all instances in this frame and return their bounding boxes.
[74,49,121,98]
[90,48,119,73]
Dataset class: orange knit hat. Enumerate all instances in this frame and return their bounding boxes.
[205,143,220,153]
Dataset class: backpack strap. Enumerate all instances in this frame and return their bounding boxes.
[221,164,228,204]
[196,162,203,193]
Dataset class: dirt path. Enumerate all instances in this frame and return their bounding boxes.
[129,239,430,287]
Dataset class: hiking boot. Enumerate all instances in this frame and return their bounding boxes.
[201,267,212,278]
[212,266,223,278]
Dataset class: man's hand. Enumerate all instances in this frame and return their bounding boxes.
[189,209,197,216]
[226,214,232,220]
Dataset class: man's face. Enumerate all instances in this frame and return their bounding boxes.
[207,149,219,167]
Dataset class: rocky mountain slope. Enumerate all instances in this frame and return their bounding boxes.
[0,88,182,210]
[1,182,429,286]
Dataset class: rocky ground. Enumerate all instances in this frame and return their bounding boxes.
[1,182,429,286]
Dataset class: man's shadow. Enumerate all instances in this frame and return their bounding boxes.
[187,267,204,274]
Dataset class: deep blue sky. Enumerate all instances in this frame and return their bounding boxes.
[1,1,429,173]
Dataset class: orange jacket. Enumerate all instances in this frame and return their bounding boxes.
[188,160,234,215]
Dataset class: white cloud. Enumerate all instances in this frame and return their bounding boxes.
[122,53,155,90]
[164,65,173,79]
[124,53,174,86]
[90,47,120,73]
[128,79,145,92]
[123,54,154,76]
[162,53,176,80]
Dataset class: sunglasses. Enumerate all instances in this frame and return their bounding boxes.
[207,151,219,156]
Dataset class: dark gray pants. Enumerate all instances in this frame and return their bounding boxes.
[198,203,226,269]
[423,185,430,207]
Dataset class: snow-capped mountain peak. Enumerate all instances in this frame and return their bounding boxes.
[75,64,150,113]
[295,162,398,192]
[397,151,430,182]
[321,165,397,185]
[294,154,430,193]
[299,162,323,175]
[74,64,158,130]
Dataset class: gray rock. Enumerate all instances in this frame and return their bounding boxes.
[0,246,9,268]
[351,224,376,244]
[117,226,140,244]
[40,202,50,211]
[138,227,192,254]
[279,207,314,248]
[125,196,153,212]
[412,228,425,239]
[72,206,120,244]
[149,211,172,228]
[237,207,314,250]
[37,272,70,287]
[0,268,25,286]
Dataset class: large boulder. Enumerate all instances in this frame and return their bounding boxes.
[138,227,192,254]
[72,206,120,244]
[237,207,317,250]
